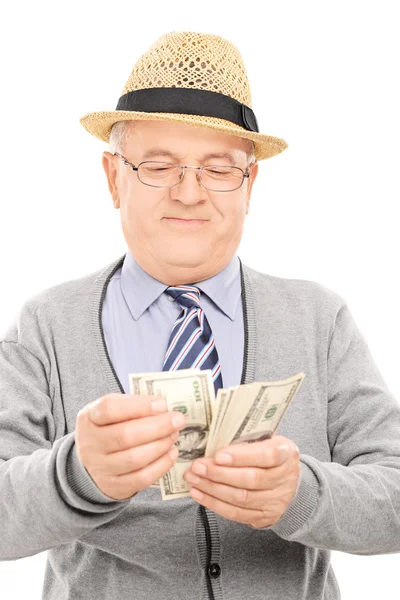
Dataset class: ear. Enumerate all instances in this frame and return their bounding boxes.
[102,152,120,209]
[245,162,258,215]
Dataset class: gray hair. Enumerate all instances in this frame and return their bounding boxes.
[109,120,257,166]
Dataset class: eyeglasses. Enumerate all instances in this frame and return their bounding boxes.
[113,152,250,192]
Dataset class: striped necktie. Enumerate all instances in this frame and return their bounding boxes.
[162,284,223,396]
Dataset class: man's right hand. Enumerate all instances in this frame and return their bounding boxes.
[75,393,187,501]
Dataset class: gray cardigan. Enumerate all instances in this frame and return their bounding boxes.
[1,254,400,600]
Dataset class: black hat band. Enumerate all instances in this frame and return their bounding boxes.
[115,87,259,133]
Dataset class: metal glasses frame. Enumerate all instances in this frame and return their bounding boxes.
[113,152,250,192]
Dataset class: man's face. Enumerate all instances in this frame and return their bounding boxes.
[102,119,258,284]
[177,430,205,451]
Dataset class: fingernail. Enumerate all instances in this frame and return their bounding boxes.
[89,407,101,419]
[170,431,180,442]
[215,453,232,465]
[169,447,179,460]
[192,462,207,476]
[190,488,203,500]
[89,399,102,419]
[172,412,186,428]
[151,398,167,413]
[185,471,200,485]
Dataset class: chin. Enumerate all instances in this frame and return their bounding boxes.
[161,246,210,262]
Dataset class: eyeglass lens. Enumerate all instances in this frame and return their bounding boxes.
[137,161,244,191]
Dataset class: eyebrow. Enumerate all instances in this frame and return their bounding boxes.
[141,148,239,165]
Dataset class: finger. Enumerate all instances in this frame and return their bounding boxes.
[102,432,180,476]
[115,445,179,491]
[102,410,187,454]
[185,471,273,510]
[214,437,293,468]
[185,458,283,490]
[188,486,263,526]
[85,393,168,426]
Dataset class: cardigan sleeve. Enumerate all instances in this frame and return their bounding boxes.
[0,300,130,562]
[267,299,400,555]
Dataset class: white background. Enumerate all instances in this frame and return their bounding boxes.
[0,1,399,598]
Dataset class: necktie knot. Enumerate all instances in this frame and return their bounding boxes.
[162,284,223,394]
[165,285,201,310]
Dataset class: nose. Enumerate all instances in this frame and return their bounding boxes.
[179,166,202,186]
[172,166,206,203]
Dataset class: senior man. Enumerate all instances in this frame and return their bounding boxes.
[1,31,400,600]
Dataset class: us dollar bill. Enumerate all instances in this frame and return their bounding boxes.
[128,369,305,500]
[209,373,305,454]
[129,368,214,500]
[205,387,236,458]
[129,369,197,489]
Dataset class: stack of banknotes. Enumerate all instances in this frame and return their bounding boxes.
[129,369,305,501]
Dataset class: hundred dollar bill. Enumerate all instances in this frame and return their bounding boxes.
[209,373,305,455]
[128,369,305,500]
[205,386,236,458]
[128,367,200,489]
[129,368,215,500]
[204,387,225,458]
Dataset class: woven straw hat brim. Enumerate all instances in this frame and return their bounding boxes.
[80,110,288,162]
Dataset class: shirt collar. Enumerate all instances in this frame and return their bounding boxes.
[120,251,241,321]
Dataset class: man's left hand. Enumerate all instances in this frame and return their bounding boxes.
[183,435,301,529]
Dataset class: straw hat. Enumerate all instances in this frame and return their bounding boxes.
[80,31,288,161]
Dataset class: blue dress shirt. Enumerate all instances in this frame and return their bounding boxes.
[102,250,244,394]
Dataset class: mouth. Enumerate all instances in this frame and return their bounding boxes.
[165,217,208,221]
[164,217,209,227]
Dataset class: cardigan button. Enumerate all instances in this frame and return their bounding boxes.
[207,563,221,579]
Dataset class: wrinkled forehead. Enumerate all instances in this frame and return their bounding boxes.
[123,119,250,162]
